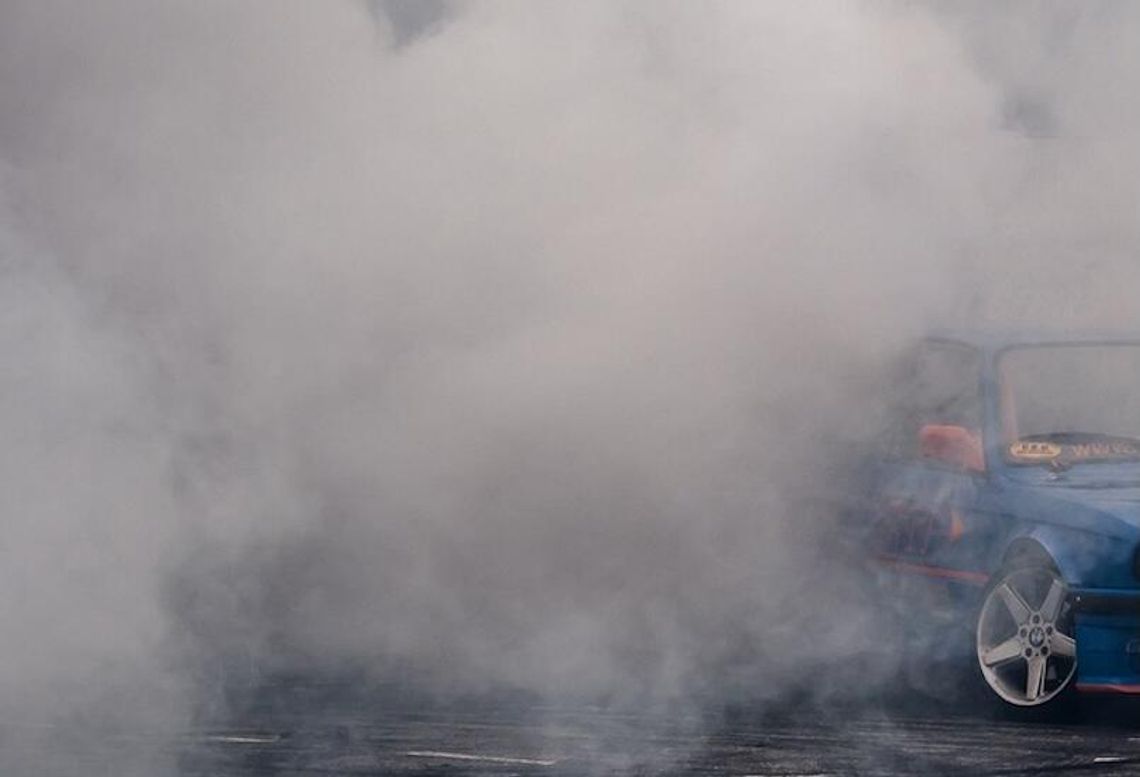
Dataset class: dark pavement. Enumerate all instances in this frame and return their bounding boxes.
[12,682,1140,776]
[172,685,1140,776]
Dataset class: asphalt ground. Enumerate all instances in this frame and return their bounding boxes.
[176,700,1140,776]
[18,682,1140,776]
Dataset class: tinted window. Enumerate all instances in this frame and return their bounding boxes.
[888,342,982,456]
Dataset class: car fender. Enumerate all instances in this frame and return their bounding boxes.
[1009,525,1131,588]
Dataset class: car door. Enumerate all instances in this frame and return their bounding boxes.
[869,342,991,617]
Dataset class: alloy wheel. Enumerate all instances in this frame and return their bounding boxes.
[976,566,1077,706]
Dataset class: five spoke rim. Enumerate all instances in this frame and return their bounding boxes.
[977,567,1077,706]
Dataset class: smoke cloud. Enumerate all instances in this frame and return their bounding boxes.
[2,0,1140,770]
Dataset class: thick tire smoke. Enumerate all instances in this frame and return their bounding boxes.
[2,3,1140,773]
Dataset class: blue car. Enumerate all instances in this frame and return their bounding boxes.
[860,332,1140,709]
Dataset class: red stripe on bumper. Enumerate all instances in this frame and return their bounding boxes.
[1076,683,1140,695]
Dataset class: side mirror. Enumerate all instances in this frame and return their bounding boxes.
[919,424,984,473]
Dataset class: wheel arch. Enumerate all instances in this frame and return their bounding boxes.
[1002,537,1056,570]
[1003,528,1088,585]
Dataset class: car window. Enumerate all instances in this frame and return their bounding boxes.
[887,342,982,458]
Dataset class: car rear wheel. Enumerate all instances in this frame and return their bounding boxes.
[976,565,1077,707]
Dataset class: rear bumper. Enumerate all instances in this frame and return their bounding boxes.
[1071,588,1140,691]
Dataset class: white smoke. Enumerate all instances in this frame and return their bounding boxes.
[1,1,1139,771]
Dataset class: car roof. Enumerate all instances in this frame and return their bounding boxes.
[924,328,1140,351]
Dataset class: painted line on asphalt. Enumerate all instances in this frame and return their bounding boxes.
[406,751,558,766]
[205,734,282,744]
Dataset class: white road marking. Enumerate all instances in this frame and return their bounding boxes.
[206,734,281,744]
[406,750,557,766]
